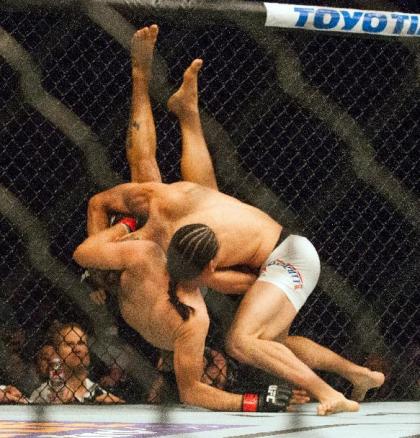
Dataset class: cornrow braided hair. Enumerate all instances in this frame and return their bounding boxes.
[168,278,193,321]
[166,224,219,320]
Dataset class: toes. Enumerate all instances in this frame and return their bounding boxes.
[132,29,145,45]
[191,60,203,74]
[134,25,157,42]
[317,404,328,416]
[149,24,159,38]
[192,59,203,70]
[137,28,147,39]
[184,59,203,80]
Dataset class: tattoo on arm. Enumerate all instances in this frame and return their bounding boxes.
[126,121,140,149]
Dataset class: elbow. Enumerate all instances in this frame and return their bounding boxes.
[73,245,86,267]
[176,378,203,407]
[178,386,198,407]
[239,274,257,292]
[88,194,103,214]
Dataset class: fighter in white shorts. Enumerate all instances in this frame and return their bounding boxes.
[258,231,320,312]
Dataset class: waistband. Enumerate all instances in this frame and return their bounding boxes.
[274,226,291,249]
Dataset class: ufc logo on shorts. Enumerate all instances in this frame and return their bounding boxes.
[266,385,278,403]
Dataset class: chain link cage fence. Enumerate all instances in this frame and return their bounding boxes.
[0,0,419,405]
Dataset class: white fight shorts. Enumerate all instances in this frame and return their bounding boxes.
[257,234,320,311]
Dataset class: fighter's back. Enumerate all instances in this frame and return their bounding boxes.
[117,238,209,351]
[141,181,282,269]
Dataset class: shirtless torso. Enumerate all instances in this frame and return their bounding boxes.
[75,25,310,414]
[73,224,245,411]
[81,21,386,415]
[116,239,206,351]
[88,181,282,270]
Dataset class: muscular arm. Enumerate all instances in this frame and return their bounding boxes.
[198,268,257,294]
[87,183,154,236]
[173,306,242,411]
[207,269,257,294]
[74,223,152,270]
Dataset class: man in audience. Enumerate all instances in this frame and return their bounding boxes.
[35,344,56,381]
[30,322,123,404]
[0,324,41,395]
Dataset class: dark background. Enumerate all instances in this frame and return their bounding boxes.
[0,0,418,400]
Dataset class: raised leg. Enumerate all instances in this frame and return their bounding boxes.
[225,281,360,415]
[167,59,218,190]
[127,25,161,183]
[284,336,385,401]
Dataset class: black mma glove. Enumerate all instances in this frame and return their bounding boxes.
[242,384,292,412]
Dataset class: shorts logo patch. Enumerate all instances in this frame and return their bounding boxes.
[263,259,303,289]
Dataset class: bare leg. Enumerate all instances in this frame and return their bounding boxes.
[127,25,161,183]
[167,59,218,190]
[285,336,385,401]
[226,281,360,415]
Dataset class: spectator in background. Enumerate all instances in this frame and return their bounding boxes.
[33,320,63,383]
[0,324,41,395]
[99,362,125,390]
[0,384,28,404]
[30,322,123,404]
[98,360,145,403]
[35,344,56,381]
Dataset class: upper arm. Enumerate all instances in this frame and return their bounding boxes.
[201,269,257,294]
[89,183,156,216]
[87,182,155,235]
[74,240,149,271]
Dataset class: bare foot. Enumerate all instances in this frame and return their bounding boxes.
[167,59,203,119]
[317,394,359,416]
[350,369,385,402]
[131,24,159,80]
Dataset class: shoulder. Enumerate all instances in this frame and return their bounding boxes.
[118,182,165,202]
[156,181,205,195]
[177,289,210,331]
[125,240,165,266]
[156,182,209,213]
[173,181,208,194]
[119,240,166,278]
